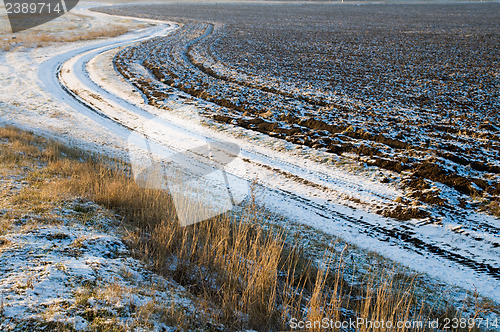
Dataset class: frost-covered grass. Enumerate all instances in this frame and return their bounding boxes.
[0,7,150,52]
[0,125,497,330]
[0,126,195,331]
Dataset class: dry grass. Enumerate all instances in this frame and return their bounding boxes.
[0,125,493,331]
[0,18,144,52]
[485,200,500,218]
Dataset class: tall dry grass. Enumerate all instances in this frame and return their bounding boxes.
[0,26,136,52]
[0,125,491,331]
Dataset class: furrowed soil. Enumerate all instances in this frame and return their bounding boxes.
[97,2,500,220]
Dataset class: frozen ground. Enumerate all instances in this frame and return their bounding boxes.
[0,0,498,320]
[0,203,193,331]
[0,131,195,330]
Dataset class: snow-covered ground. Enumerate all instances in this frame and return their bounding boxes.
[0,146,194,330]
[0,0,498,316]
[0,204,193,331]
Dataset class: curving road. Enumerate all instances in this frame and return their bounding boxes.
[36,11,500,303]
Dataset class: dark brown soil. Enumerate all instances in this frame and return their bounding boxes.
[99,2,500,219]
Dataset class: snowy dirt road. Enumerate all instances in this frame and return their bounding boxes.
[12,6,500,304]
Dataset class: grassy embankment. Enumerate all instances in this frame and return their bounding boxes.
[0,126,494,331]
